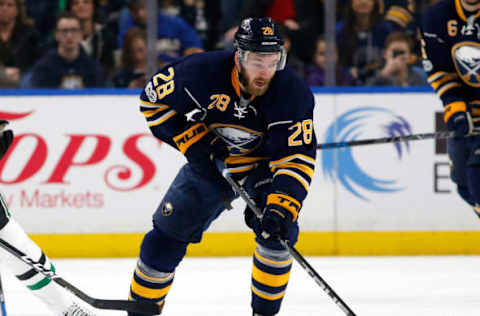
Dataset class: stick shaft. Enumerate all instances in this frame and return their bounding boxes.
[317,131,453,149]
[218,163,356,316]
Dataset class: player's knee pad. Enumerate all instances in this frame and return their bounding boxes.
[251,244,293,316]
[140,227,188,272]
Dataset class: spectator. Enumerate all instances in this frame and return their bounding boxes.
[117,0,203,67]
[276,22,304,78]
[305,36,354,86]
[0,0,43,88]
[111,26,146,88]
[67,0,117,75]
[176,0,221,51]
[30,12,104,89]
[218,0,323,61]
[24,0,59,47]
[336,0,401,84]
[366,31,426,86]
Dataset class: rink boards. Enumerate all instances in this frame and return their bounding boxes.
[1,88,479,257]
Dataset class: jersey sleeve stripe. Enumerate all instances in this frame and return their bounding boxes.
[267,120,293,130]
[274,169,310,193]
[142,105,171,118]
[226,164,257,174]
[148,110,177,127]
[269,154,315,168]
[427,72,447,83]
[429,73,459,90]
[224,156,268,164]
[437,82,462,97]
[271,162,314,178]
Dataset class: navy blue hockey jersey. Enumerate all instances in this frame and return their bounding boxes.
[139,50,317,218]
[421,0,480,120]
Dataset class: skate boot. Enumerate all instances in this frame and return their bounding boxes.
[62,302,96,316]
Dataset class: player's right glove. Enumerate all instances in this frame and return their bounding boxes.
[0,120,13,161]
[444,106,474,137]
[183,131,229,178]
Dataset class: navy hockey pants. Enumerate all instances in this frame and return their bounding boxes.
[448,136,480,208]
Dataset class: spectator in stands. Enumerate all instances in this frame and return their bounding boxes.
[305,36,353,86]
[24,0,59,47]
[218,0,323,62]
[111,26,146,88]
[0,0,43,88]
[276,22,304,78]
[366,31,425,86]
[67,0,118,75]
[117,0,203,67]
[29,12,104,89]
[336,0,401,85]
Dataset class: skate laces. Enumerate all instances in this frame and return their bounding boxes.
[62,302,96,316]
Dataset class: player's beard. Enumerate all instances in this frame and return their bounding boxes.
[238,65,272,97]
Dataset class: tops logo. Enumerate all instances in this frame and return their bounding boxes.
[321,107,412,201]
[0,110,162,192]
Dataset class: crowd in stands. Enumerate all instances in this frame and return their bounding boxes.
[0,0,438,89]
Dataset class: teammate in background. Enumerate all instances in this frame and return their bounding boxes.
[0,120,95,316]
[128,17,317,316]
[421,0,480,217]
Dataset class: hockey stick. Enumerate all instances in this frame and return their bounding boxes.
[0,273,6,316]
[215,160,357,316]
[317,130,455,149]
[0,238,161,315]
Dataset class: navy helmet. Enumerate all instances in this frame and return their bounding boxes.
[234,17,287,70]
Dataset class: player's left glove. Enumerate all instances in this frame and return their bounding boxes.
[446,111,474,137]
[260,205,293,240]
[0,120,13,161]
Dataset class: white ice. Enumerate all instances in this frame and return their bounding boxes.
[1,256,479,316]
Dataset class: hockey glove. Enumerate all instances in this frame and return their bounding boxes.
[184,131,229,177]
[260,205,293,240]
[445,110,474,137]
[0,120,13,161]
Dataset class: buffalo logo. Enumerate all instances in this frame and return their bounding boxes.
[210,124,263,155]
[321,107,412,201]
[161,202,174,216]
[452,42,480,87]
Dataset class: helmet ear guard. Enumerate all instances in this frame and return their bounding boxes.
[234,17,287,71]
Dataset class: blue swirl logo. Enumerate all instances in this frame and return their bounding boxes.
[322,107,412,201]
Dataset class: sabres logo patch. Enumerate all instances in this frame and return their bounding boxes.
[210,124,263,155]
[161,202,174,216]
[452,42,480,87]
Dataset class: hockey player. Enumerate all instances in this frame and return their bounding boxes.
[128,17,317,316]
[0,120,95,316]
[421,0,480,217]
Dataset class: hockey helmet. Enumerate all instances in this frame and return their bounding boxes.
[234,17,287,71]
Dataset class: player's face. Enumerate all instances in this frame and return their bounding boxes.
[240,52,280,96]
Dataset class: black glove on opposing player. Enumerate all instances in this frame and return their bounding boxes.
[0,120,13,161]
[446,111,474,137]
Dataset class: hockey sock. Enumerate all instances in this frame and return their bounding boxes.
[251,244,293,316]
[0,219,76,315]
[128,259,173,315]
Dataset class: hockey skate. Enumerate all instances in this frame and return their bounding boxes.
[62,302,96,316]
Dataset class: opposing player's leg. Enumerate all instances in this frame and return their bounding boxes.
[243,164,298,316]
[0,193,95,316]
[128,164,235,315]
